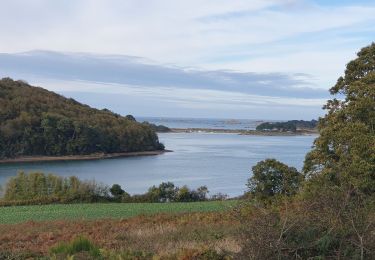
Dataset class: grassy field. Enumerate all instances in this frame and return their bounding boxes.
[0,200,238,224]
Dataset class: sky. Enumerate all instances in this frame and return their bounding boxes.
[0,0,374,120]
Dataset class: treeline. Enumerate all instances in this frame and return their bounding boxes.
[0,78,164,159]
[110,182,214,203]
[0,172,225,206]
[2,172,110,205]
[256,119,318,132]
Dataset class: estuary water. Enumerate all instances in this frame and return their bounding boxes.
[138,117,265,130]
[0,132,316,197]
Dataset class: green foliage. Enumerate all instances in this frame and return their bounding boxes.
[142,121,171,133]
[0,201,237,224]
[0,78,163,159]
[125,114,136,121]
[247,159,303,201]
[1,172,215,206]
[154,181,177,202]
[304,43,375,194]
[176,185,209,202]
[239,43,375,259]
[3,172,109,203]
[50,236,101,258]
[256,120,317,132]
[126,182,209,203]
[109,184,125,197]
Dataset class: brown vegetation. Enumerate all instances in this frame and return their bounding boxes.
[0,212,240,258]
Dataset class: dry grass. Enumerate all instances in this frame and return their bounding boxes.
[0,211,241,257]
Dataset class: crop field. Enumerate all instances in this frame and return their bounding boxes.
[0,200,238,224]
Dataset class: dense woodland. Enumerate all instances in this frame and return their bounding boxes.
[256,119,318,132]
[0,78,164,158]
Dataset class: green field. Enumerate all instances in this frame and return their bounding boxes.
[0,200,238,224]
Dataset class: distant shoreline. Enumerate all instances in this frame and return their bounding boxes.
[0,150,172,164]
[169,128,318,136]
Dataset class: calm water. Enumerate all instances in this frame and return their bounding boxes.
[137,117,275,130]
[0,133,316,197]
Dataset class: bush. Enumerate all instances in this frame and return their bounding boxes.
[50,236,101,258]
[247,159,303,202]
[237,188,375,259]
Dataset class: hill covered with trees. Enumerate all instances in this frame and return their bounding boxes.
[0,78,164,159]
[256,119,318,132]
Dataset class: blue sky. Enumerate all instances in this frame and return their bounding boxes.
[0,0,374,119]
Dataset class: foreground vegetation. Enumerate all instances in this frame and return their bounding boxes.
[0,200,237,224]
[0,212,239,259]
[0,78,164,159]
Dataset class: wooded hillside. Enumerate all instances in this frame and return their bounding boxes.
[0,78,164,158]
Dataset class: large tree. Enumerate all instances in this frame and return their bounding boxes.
[248,159,303,201]
[304,43,375,194]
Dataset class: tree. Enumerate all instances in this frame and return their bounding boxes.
[125,115,136,121]
[304,42,375,195]
[247,159,303,201]
[110,184,125,198]
[196,186,209,201]
[176,185,192,202]
[158,182,177,202]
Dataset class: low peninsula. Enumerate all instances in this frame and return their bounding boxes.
[170,127,318,136]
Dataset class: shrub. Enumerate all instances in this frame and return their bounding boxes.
[3,172,110,204]
[50,236,101,258]
[247,159,303,202]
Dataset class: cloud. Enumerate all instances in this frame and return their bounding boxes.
[0,50,327,98]
[0,50,327,119]
[0,0,373,91]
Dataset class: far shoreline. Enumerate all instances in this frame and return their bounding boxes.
[167,128,318,136]
[0,150,172,164]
